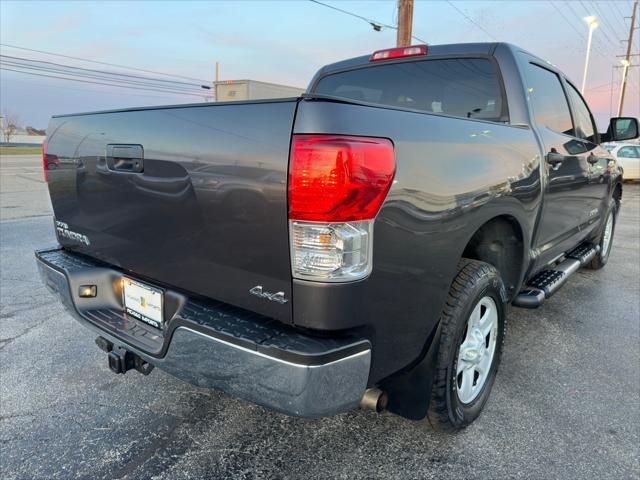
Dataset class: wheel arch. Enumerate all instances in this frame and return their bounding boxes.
[459,214,527,301]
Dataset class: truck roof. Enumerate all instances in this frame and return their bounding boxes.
[308,42,549,86]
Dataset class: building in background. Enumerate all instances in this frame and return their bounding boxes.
[214,80,304,102]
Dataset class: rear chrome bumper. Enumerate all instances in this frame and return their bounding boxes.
[36,247,371,417]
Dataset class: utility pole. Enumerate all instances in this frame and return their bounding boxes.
[618,0,637,116]
[214,62,219,102]
[396,0,414,47]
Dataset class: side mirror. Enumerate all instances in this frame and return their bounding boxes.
[605,117,639,142]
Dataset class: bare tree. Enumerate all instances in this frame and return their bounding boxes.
[1,110,20,144]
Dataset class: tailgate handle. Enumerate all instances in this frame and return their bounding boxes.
[106,144,144,173]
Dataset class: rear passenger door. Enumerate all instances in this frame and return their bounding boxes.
[523,61,595,267]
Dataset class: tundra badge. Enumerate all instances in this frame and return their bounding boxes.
[55,220,91,246]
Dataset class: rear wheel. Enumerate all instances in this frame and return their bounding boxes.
[427,259,506,431]
[588,202,617,270]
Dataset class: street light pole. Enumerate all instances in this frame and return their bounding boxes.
[581,16,598,94]
[617,60,631,116]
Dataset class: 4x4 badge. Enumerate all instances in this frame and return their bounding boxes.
[249,286,288,304]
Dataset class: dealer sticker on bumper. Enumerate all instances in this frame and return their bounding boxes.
[123,278,163,328]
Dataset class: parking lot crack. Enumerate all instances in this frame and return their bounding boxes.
[0,319,48,350]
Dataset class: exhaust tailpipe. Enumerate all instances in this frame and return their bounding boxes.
[360,388,388,413]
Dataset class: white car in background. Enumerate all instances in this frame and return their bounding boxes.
[604,143,640,180]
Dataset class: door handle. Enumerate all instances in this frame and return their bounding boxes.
[106,144,144,173]
[546,150,565,167]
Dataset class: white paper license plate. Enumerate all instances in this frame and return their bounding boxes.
[123,278,163,328]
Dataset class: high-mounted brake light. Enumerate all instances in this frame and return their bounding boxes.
[369,45,427,62]
[288,135,395,282]
[41,139,48,183]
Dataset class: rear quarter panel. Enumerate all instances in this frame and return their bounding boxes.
[293,100,541,382]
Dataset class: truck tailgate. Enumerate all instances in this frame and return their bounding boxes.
[45,99,297,322]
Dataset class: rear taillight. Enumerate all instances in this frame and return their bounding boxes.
[288,135,395,222]
[369,45,427,62]
[288,135,395,282]
[41,139,48,182]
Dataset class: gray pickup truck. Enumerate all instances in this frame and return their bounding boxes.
[37,43,638,430]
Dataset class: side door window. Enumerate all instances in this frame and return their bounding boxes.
[564,81,597,145]
[618,146,637,158]
[525,63,574,136]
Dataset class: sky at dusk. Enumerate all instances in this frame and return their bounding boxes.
[1,0,638,129]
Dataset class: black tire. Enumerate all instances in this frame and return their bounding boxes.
[587,200,617,270]
[427,259,507,432]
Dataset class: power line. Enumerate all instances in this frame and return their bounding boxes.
[1,54,211,89]
[308,0,427,43]
[581,0,620,49]
[445,1,498,41]
[0,67,213,99]
[594,11,620,45]
[0,75,200,101]
[570,15,614,58]
[584,0,618,41]
[0,54,211,90]
[0,43,209,83]
[549,1,588,40]
[604,0,631,31]
[0,61,209,96]
[586,80,615,91]
[613,1,627,21]
[561,0,615,59]
[309,0,393,29]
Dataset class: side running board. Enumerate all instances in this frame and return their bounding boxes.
[513,243,599,309]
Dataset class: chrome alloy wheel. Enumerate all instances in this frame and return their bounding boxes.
[602,211,614,255]
[456,296,499,404]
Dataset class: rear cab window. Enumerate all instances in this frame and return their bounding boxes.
[313,58,507,123]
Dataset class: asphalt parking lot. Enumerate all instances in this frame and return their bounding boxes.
[1,153,639,480]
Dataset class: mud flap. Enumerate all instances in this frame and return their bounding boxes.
[380,321,442,420]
